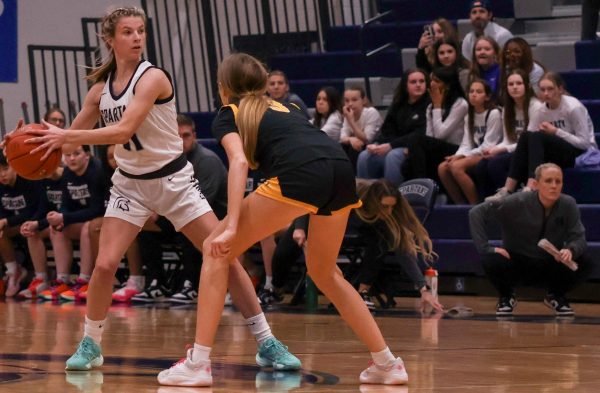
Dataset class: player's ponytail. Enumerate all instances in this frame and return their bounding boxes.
[217,53,269,169]
[238,92,269,169]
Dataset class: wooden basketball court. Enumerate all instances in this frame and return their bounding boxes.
[2,295,600,392]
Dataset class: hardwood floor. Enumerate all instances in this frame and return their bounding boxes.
[2,295,600,392]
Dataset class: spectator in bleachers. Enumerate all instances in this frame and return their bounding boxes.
[431,38,470,95]
[469,36,501,96]
[0,153,40,297]
[486,72,598,202]
[357,68,430,185]
[82,144,145,303]
[18,165,64,299]
[438,79,502,204]
[16,106,68,299]
[340,86,383,171]
[312,86,343,141]
[44,107,67,128]
[258,215,308,306]
[470,163,595,316]
[355,180,443,311]
[416,18,459,73]
[581,0,600,40]
[500,37,545,96]
[462,0,512,62]
[267,70,310,118]
[39,145,106,301]
[402,67,468,183]
[473,69,544,198]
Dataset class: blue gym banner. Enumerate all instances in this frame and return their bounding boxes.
[0,0,18,82]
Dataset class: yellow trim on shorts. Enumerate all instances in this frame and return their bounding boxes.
[255,177,363,216]
[330,199,363,216]
[255,177,319,213]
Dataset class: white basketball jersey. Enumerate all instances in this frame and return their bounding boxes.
[99,60,183,175]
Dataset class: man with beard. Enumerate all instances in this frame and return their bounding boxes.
[462,0,512,61]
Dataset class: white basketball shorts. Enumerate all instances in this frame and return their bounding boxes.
[105,162,213,231]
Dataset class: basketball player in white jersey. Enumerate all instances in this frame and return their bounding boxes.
[25,6,300,375]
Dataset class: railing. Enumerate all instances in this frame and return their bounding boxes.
[29,1,376,117]
[27,45,92,123]
[359,9,395,100]
[140,0,376,112]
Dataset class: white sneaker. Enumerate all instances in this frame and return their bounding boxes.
[157,349,212,387]
[485,187,511,203]
[5,266,27,297]
[224,292,233,306]
[359,357,408,385]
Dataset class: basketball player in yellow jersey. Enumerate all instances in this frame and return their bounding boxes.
[158,53,409,386]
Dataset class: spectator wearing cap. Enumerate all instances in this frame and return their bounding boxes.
[462,0,513,62]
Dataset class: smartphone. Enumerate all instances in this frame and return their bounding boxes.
[423,24,435,38]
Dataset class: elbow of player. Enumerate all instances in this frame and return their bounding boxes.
[230,156,248,171]
[114,128,135,144]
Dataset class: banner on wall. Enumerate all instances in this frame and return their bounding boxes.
[0,0,18,83]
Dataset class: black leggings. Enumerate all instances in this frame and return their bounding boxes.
[404,134,458,181]
[508,131,583,182]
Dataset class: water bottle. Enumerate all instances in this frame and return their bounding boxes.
[423,268,439,314]
[425,267,439,299]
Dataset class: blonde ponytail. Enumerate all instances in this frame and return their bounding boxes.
[237,92,269,169]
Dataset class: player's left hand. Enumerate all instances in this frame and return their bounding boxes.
[210,228,236,258]
[25,120,67,160]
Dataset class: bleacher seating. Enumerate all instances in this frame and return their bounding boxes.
[575,40,600,70]
[182,0,600,293]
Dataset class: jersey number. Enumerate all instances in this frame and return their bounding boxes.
[123,134,144,151]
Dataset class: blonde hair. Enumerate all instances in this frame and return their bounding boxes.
[356,180,436,262]
[217,53,269,169]
[535,163,562,180]
[87,6,147,84]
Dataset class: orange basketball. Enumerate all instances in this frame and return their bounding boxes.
[4,123,62,180]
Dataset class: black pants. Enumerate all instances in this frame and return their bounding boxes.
[271,224,304,289]
[138,219,201,288]
[471,151,513,199]
[404,134,458,182]
[508,131,583,182]
[481,251,595,298]
[582,0,600,40]
[341,143,362,175]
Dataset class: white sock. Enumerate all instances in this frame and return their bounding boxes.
[191,343,211,362]
[58,273,70,283]
[371,347,396,367]
[35,272,48,281]
[84,316,106,344]
[246,313,274,344]
[5,262,17,275]
[129,275,145,289]
[79,273,91,282]
[264,276,273,290]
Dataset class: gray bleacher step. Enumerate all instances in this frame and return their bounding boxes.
[401,48,417,72]
[551,4,582,17]
[514,0,553,19]
[532,41,576,71]
[344,77,400,107]
[524,16,581,34]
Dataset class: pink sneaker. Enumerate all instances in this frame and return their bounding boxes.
[18,277,49,299]
[157,349,212,387]
[5,266,27,297]
[359,357,408,385]
[112,278,143,302]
